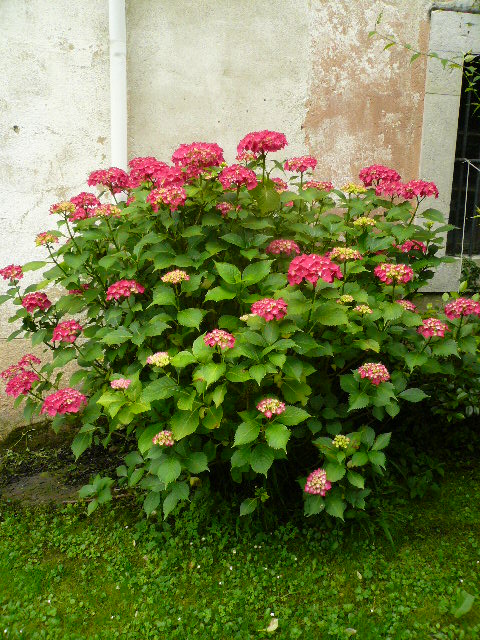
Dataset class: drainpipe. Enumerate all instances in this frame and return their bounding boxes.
[109,0,127,170]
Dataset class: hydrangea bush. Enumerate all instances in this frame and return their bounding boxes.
[2,131,480,519]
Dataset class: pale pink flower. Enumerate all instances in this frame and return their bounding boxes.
[152,430,175,447]
[146,352,170,367]
[265,239,300,256]
[110,378,131,390]
[161,270,189,285]
[304,468,332,496]
[358,363,390,385]
[204,329,235,350]
[0,265,23,282]
[417,318,450,338]
[257,398,286,419]
[396,299,417,312]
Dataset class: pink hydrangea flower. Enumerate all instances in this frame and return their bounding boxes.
[1,363,24,380]
[304,468,332,496]
[128,156,169,187]
[69,192,101,220]
[328,247,363,262]
[41,388,88,416]
[288,254,343,286]
[50,201,76,216]
[87,167,130,193]
[265,239,300,256]
[417,318,450,338]
[354,305,373,315]
[374,263,414,285]
[236,150,257,163]
[52,320,83,344]
[396,299,417,312]
[204,329,235,350]
[359,165,401,187]
[161,270,190,285]
[110,378,131,390]
[36,232,59,246]
[106,280,145,301]
[5,370,39,398]
[68,284,89,295]
[91,204,122,218]
[400,180,439,200]
[375,181,406,198]
[0,264,23,282]
[303,180,334,193]
[397,240,427,254]
[216,202,235,217]
[237,130,288,157]
[171,142,224,179]
[257,398,286,419]
[218,165,258,191]
[146,352,170,367]
[358,362,391,385]
[152,430,175,447]
[21,292,52,313]
[146,185,187,212]
[271,177,288,193]
[251,298,288,321]
[284,156,317,173]
[153,166,186,188]
[18,354,41,368]
[444,297,480,320]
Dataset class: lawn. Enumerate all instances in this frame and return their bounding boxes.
[0,455,479,639]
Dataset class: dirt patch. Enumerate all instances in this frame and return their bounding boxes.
[1,471,81,504]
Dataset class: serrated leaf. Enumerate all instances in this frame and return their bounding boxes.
[234,421,260,446]
[184,452,208,473]
[277,406,310,426]
[138,424,164,454]
[265,423,290,450]
[351,451,369,467]
[100,326,132,345]
[204,286,237,302]
[171,409,200,439]
[399,388,429,403]
[151,285,176,307]
[372,432,391,451]
[170,351,197,368]
[242,261,273,285]
[193,362,226,389]
[347,470,365,488]
[368,450,386,468]
[22,260,47,272]
[71,432,92,460]
[240,497,258,516]
[304,494,325,516]
[249,364,267,385]
[157,458,181,485]
[177,308,204,329]
[405,352,428,371]
[324,494,346,519]
[315,303,348,326]
[432,339,459,358]
[143,491,160,516]
[250,444,275,476]
[325,461,346,482]
[215,262,241,284]
[141,377,178,403]
[348,391,370,411]
[163,481,189,518]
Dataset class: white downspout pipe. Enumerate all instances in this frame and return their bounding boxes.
[109,0,127,170]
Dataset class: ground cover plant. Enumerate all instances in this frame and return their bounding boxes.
[1,131,480,520]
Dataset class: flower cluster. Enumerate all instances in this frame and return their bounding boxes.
[257,398,286,418]
[288,254,343,286]
[106,280,145,301]
[161,270,189,285]
[265,239,300,256]
[69,192,101,220]
[237,130,287,157]
[216,202,235,217]
[218,165,258,191]
[251,298,288,321]
[342,183,367,194]
[128,156,169,187]
[41,388,88,416]
[358,363,390,385]
[35,232,59,246]
[396,299,417,312]
[146,185,187,212]
[352,216,376,228]
[19,354,41,368]
[21,292,52,313]
[337,295,354,304]
[110,378,131,390]
[328,247,363,262]
[304,468,332,496]
[284,156,317,173]
[5,370,39,398]
[271,177,288,193]
[204,329,235,350]
[0,264,23,282]
[68,284,89,295]
[152,430,175,447]
[87,167,129,193]
[52,320,83,344]
[375,181,405,198]
[1,354,41,382]
[397,240,427,254]
[92,204,122,218]
[444,297,480,320]
[50,201,76,216]
[303,180,334,192]
[417,317,450,339]
[171,142,224,179]
[374,263,414,285]
[146,352,170,367]
[333,435,350,449]
[401,180,438,200]
[354,305,373,315]
[359,165,401,187]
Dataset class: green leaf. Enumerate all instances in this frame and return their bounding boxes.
[240,497,258,516]
[71,432,92,460]
[226,367,251,383]
[215,262,241,284]
[265,423,290,450]
[249,364,267,385]
[251,182,281,213]
[151,285,176,307]
[157,458,181,485]
[143,491,160,516]
[347,470,365,488]
[52,348,77,368]
[451,590,475,618]
[193,362,226,389]
[204,286,237,302]
[202,405,223,430]
[163,481,189,518]
[192,335,214,362]
[277,406,310,426]
[177,308,204,329]
[250,444,275,476]
[281,379,312,404]
[211,384,227,407]
[368,451,386,468]
[351,451,369,467]
[100,326,132,345]
[348,391,370,411]
[231,448,251,468]
[372,432,391,451]
[234,421,261,446]
[170,351,197,368]
[304,494,325,516]
[242,261,273,285]
[171,409,200,440]
[128,468,144,487]
[422,208,444,223]
[399,388,429,403]
[315,303,348,326]
[138,424,164,454]
[324,494,346,519]
[22,260,47,272]
[405,352,428,371]
[141,377,178,403]
[383,302,403,321]
[184,452,208,473]
[325,462,346,482]
[432,339,459,358]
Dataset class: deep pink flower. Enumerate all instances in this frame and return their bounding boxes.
[52,320,83,344]
[18,354,41,368]
[444,297,480,320]
[218,165,257,191]
[106,280,145,301]
[304,468,332,496]
[36,232,60,246]
[359,165,401,187]
[396,299,417,312]
[397,240,427,254]
[87,167,130,194]
[400,180,439,200]
[128,157,169,187]
[161,270,189,285]
[417,318,450,338]
[375,181,405,198]
[251,298,288,321]
[303,180,334,193]
[237,131,288,157]
[69,192,101,220]
[265,239,300,256]
[153,166,186,188]
[328,247,363,262]
[5,370,39,398]
[110,378,131,390]
[216,202,235,217]
[152,430,175,447]
[257,398,286,419]
[374,263,414,285]
[1,364,24,380]
[0,264,23,282]
[21,292,52,313]
[284,156,317,173]
[146,185,187,212]
[171,142,224,179]
[358,363,390,385]
[271,177,288,193]
[204,329,235,350]
[288,254,343,286]
[68,284,89,295]
[41,388,88,416]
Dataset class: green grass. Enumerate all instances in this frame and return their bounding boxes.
[1,466,479,639]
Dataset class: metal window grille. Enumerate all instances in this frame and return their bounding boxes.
[446,55,480,256]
